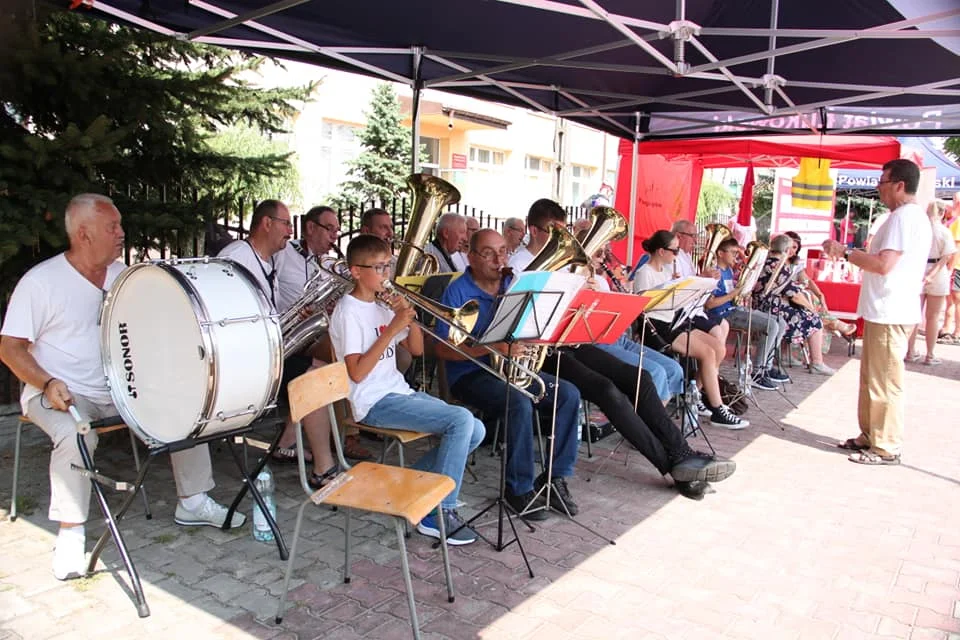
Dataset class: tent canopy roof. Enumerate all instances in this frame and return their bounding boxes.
[631,134,902,168]
[84,0,960,139]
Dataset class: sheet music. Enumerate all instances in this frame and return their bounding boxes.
[507,271,587,340]
[638,276,717,312]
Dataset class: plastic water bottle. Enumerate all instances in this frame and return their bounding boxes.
[252,466,277,543]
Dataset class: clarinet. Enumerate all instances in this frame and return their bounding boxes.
[600,261,627,293]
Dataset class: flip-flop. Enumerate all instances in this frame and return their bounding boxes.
[837,438,869,451]
[848,450,901,465]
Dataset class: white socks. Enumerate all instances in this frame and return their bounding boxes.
[53,525,86,581]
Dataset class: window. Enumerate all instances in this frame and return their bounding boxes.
[569,164,595,206]
[525,155,552,174]
[420,137,441,176]
[469,146,506,169]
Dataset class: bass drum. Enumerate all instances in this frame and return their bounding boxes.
[101,258,282,444]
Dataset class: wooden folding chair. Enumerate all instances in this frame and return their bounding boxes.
[10,415,151,521]
[275,363,456,640]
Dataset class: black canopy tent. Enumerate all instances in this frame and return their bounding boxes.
[78,0,960,264]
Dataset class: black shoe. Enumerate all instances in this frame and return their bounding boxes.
[307,464,341,490]
[670,454,737,483]
[535,474,579,516]
[504,489,549,521]
[767,367,791,382]
[751,373,779,391]
[710,405,749,430]
[675,480,710,500]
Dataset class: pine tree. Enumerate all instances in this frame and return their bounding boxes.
[333,83,413,209]
[0,6,313,292]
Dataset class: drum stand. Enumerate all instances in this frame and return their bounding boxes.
[73,411,287,618]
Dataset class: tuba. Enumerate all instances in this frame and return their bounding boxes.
[492,224,590,388]
[394,173,461,278]
[700,223,732,273]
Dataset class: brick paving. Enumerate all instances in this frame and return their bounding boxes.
[1,339,959,639]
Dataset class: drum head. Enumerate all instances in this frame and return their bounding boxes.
[102,264,211,442]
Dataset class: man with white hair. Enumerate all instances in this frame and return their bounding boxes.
[670,219,699,278]
[424,212,466,272]
[0,194,244,582]
[503,217,526,256]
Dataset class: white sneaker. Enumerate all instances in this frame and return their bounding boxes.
[809,362,836,376]
[175,496,247,528]
[53,535,87,581]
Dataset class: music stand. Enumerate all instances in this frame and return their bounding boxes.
[523,288,649,545]
[70,410,287,618]
[638,278,719,448]
[456,272,568,577]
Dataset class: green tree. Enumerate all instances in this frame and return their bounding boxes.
[945,137,959,162]
[332,83,412,209]
[0,6,313,290]
[696,177,738,223]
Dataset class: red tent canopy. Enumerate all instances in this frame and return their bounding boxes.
[634,135,901,169]
[612,135,900,264]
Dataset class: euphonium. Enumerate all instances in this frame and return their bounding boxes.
[736,241,768,305]
[493,224,590,388]
[280,255,353,355]
[700,223,732,273]
[394,173,461,278]
[575,205,628,278]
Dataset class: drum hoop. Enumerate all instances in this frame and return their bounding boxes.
[99,262,214,439]
[212,258,284,428]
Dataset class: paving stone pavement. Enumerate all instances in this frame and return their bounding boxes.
[1,339,959,640]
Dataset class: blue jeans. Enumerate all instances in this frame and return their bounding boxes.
[363,392,485,510]
[451,371,580,496]
[596,333,684,401]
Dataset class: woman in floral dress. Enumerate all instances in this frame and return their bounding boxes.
[752,234,835,375]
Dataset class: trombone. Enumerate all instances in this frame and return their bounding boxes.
[314,263,549,403]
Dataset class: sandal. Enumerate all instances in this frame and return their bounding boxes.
[937,333,957,345]
[924,356,942,366]
[905,352,923,363]
[344,435,374,461]
[848,450,901,466]
[308,464,341,490]
[271,443,313,464]
[837,438,869,451]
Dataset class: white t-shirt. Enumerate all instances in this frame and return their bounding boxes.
[219,239,283,311]
[868,212,890,240]
[1,254,125,412]
[675,249,696,278]
[632,263,674,322]
[451,251,468,272]
[858,203,932,324]
[275,240,327,314]
[328,294,412,421]
[508,246,535,272]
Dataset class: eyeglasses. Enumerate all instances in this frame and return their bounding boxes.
[663,247,680,255]
[268,216,293,228]
[877,178,902,186]
[316,222,340,235]
[472,247,508,261]
[354,262,392,274]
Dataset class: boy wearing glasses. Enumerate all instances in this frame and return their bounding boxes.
[328,234,485,544]
[703,237,788,391]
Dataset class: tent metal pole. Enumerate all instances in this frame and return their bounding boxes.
[764,0,780,107]
[411,46,424,174]
[627,112,640,269]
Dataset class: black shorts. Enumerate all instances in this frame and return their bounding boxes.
[692,314,724,333]
[952,269,960,293]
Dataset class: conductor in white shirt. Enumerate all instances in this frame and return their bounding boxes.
[823,159,931,465]
[0,194,244,582]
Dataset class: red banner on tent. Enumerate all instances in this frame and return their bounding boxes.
[611,140,702,263]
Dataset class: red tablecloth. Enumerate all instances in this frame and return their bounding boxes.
[815,280,861,315]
